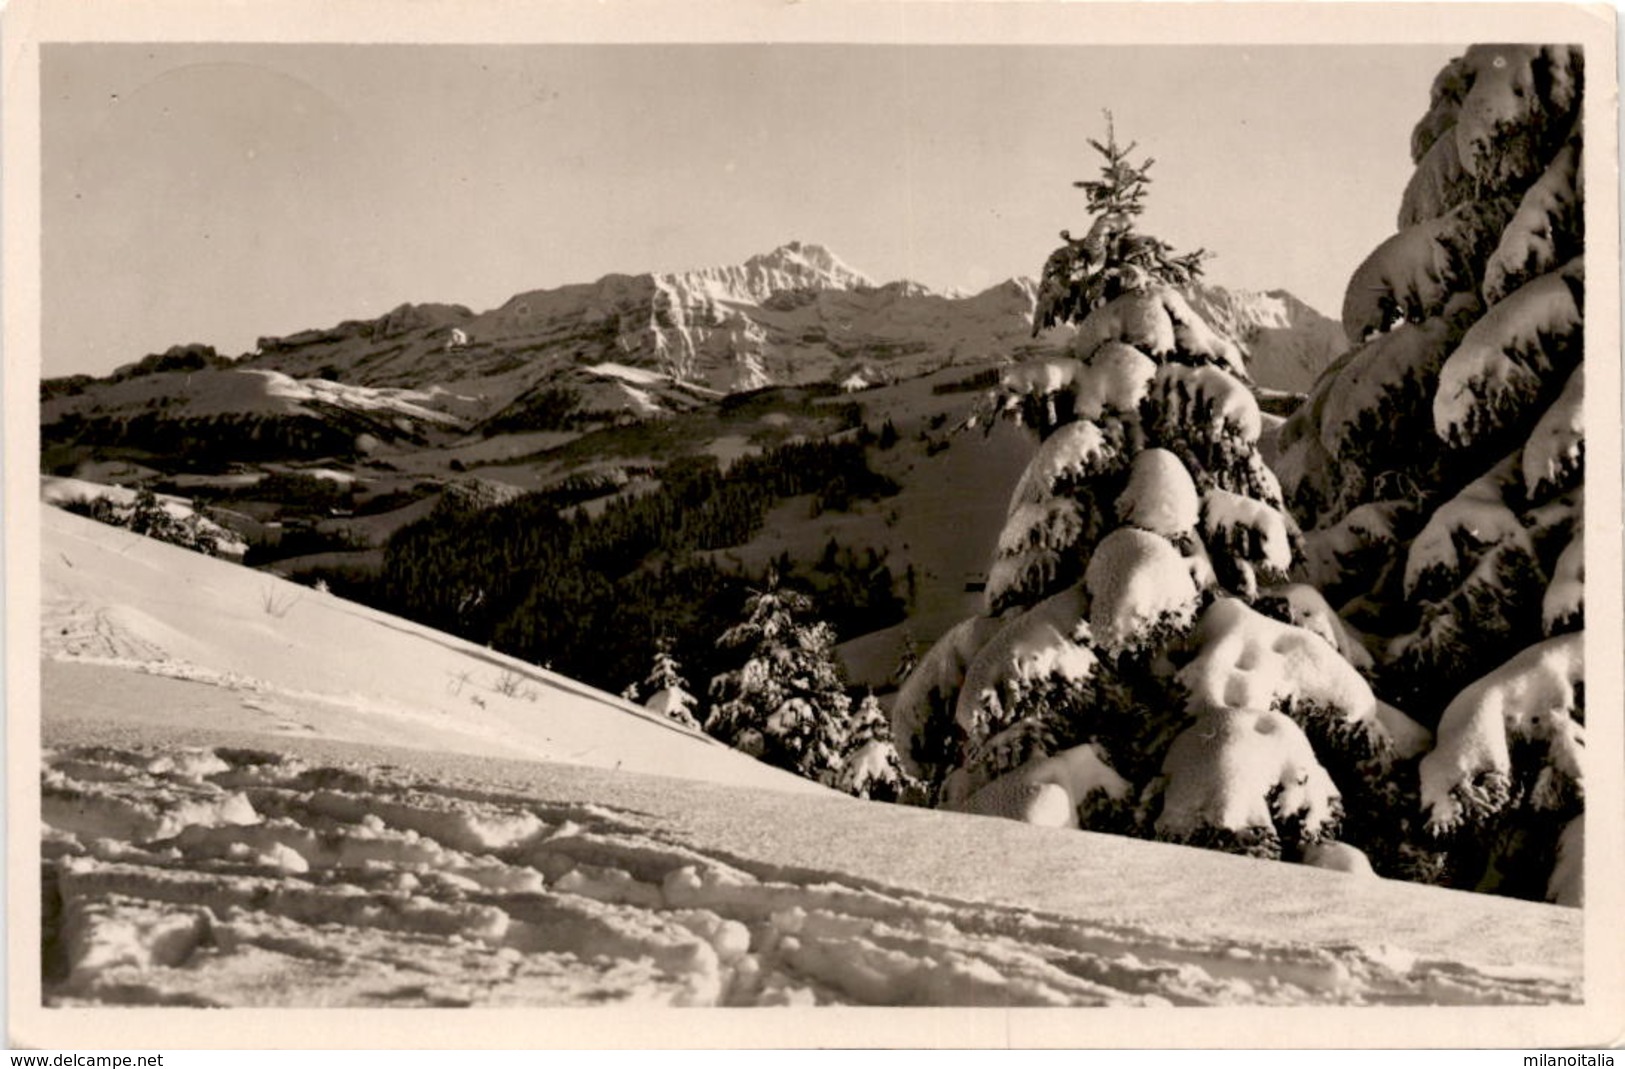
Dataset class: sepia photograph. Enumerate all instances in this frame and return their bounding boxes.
[6,0,1621,1050]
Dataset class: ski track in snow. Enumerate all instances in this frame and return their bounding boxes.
[40,743,1578,1009]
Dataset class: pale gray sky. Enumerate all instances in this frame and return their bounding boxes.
[43,43,1461,377]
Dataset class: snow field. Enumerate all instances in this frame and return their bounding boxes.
[1154,707,1341,852]
[41,505,818,795]
[39,742,1579,1007]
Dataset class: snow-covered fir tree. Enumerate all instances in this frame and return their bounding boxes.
[1274,45,1586,902]
[894,121,1423,868]
[706,574,853,783]
[835,692,914,802]
[633,637,702,729]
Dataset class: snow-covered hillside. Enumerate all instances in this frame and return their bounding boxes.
[27,506,1586,1017]
[40,506,809,790]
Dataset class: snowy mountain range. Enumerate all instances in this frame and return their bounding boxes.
[46,242,1342,434]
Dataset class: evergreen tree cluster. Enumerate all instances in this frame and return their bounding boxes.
[59,489,228,557]
[898,50,1587,904]
[1274,45,1586,901]
[373,436,901,697]
[621,585,915,800]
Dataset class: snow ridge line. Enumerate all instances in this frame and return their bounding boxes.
[41,743,1578,1008]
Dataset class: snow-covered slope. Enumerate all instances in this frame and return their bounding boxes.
[40,506,811,791]
[24,507,1587,1019]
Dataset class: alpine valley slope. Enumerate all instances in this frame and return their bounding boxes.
[30,505,1584,1016]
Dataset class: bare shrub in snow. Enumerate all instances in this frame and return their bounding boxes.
[260,585,301,620]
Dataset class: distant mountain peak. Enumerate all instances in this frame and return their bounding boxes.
[668,241,875,303]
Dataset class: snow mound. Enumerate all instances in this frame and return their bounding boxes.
[1484,130,1582,304]
[1302,841,1377,878]
[958,743,1130,828]
[1116,448,1200,539]
[1418,631,1584,832]
[834,739,903,800]
[1541,532,1583,635]
[954,586,1097,742]
[1155,708,1341,855]
[1200,489,1294,589]
[1071,288,1180,359]
[1399,127,1469,229]
[1316,313,1453,460]
[1071,286,1246,377]
[1448,46,1582,182]
[1260,584,1376,673]
[1001,356,1083,399]
[889,616,1003,780]
[1176,599,1387,745]
[1402,453,1532,599]
[1520,362,1583,500]
[1083,529,1199,652]
[1074,341,1158,421]
[1151,363,1262,444]
[1006,419,1122,509]
[1341,212,1475,341]
[1432,259,1582,448]
[985,497,1089,613]
[1298,501,1406,596]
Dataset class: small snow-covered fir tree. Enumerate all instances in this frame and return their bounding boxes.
[1275,44,1586,900]
[635,637,702,729]
[835,692,914,802]
[707,575,853,782]
[896,121,1413,866]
